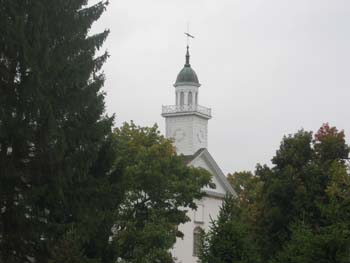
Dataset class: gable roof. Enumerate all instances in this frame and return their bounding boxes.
[183,148,206,164]
[184,148,236,198]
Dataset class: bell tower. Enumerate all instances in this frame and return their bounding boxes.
[162,45,211,155]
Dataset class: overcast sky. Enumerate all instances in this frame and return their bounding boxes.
[91,0,350,174]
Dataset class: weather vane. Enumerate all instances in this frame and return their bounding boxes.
[184,23,195,46]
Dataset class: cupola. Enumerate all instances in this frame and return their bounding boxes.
[174,46,201,87]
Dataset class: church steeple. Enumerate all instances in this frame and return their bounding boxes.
[162,44,211,155]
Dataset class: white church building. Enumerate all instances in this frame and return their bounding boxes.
[161,45,235,263]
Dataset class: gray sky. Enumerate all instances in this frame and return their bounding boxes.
[92,0,350,174]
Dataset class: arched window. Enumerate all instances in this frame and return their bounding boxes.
[193,227,203,257]
[195,92,198,105]
[180,92,184,106]
[188,91,192,105]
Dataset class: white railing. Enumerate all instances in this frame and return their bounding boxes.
[162,104,211,117]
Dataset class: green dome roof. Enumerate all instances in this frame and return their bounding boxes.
[175,66,199,86]
[174,46,201,87]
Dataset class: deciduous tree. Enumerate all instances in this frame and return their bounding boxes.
[201,124,350,263]
[108,123,211,263]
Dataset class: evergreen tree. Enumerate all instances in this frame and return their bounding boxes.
[0,2,211,262]
[1,2,214,263]
[200,196,261,263]
[0,0,112,262]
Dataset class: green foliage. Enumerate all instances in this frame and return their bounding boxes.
[201,123,350,263]
[0,0,112,262]
[273,160,350,263]
[228,171,262,209]
[0,5,210,259]
[49,230,99,263]
[314,123,349,162]
[257,125,350,261]
[200,196,261,263]
[109,122,211,263]
[256,131,315,258]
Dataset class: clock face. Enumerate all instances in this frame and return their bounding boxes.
[196,129,205,143]
[172,128,186,142]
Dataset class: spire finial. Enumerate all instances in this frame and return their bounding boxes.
[185,45,190,66]
[184,24,194,67]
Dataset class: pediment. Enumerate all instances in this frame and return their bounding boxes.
[186,149,236,198]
